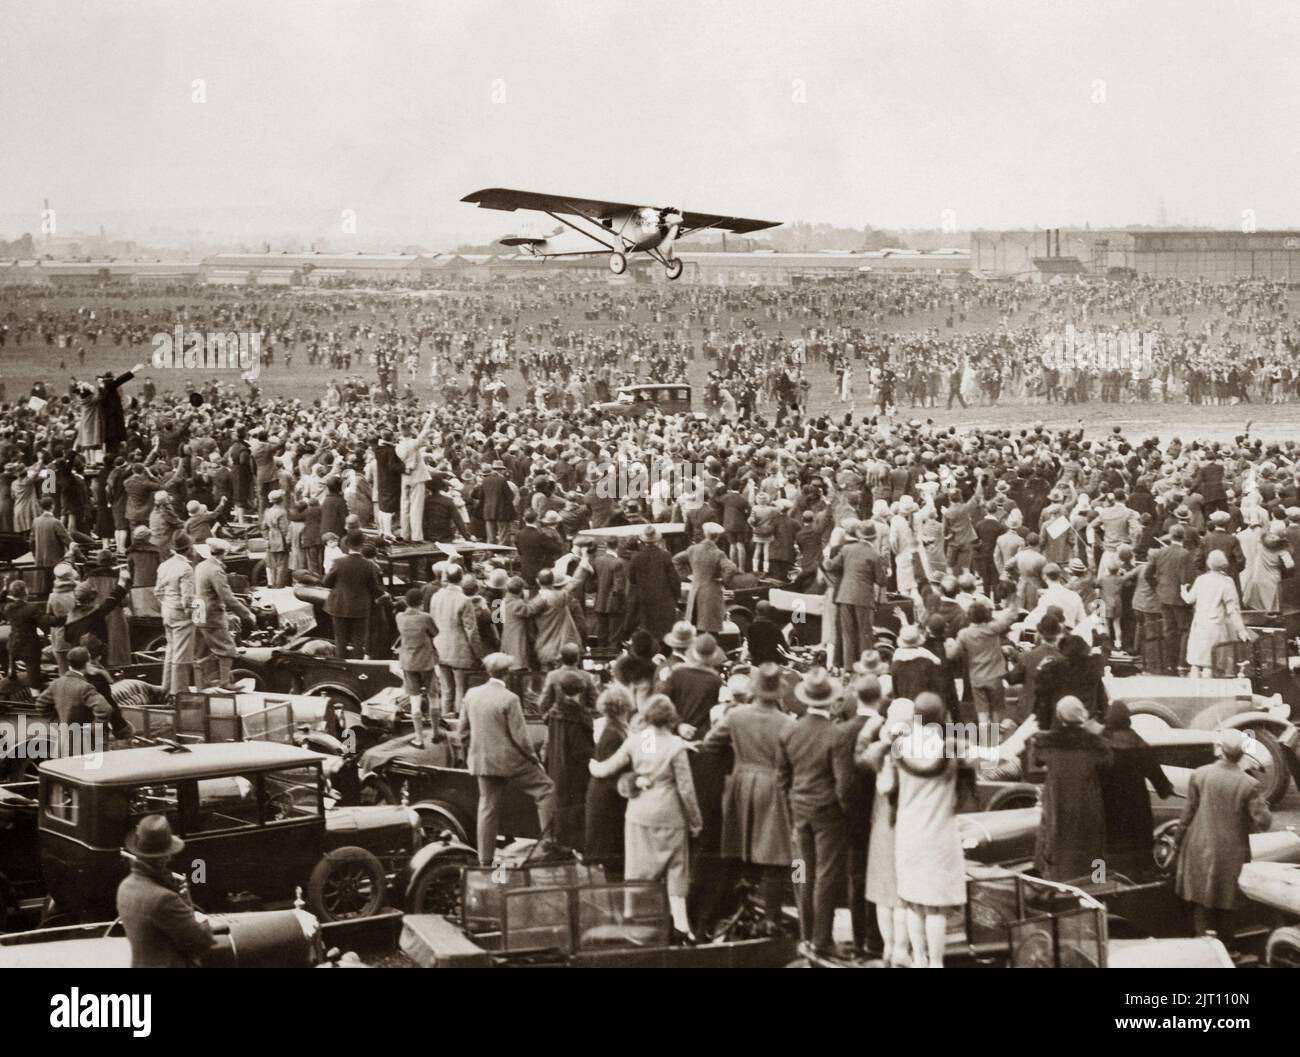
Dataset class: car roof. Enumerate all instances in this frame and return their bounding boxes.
[575,523,687,539]
[40,741,325,786]
[615,383,690,392]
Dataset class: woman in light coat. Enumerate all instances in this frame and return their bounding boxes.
[856,696,914,967]
[1182,550,1250,676]
[590,694,702,935]
[892,691,971,968]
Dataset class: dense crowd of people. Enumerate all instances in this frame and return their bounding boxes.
[1,271,1296,963]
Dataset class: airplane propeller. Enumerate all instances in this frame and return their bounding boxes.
[659,207,683,259]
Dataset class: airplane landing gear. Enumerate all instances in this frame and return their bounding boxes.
[608,251,627,275]
[664,258,684,281]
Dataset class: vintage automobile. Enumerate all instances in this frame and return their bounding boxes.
[1105,674,1299,804]
[1237,861,1300,967]
[592,383,695,420]
[399,856,797,968]
[26,741,474,926]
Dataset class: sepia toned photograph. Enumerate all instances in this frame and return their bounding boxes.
[0,0,1297,1024]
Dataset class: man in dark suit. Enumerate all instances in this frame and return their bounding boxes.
[1152,524,1196,674]
[514,510,564,588]
[1006,611,1063,728]
[116,815,215,968]
[1190,458,1228,517]
[1199,510,1247,584]
[835,675,883,960]
[778,668,850,959]
[455,653,556,864]
[973,508,1004,596]
[823,521,886,669]
[590,539,627,649]
[322,532,388,660]
[621,525,681,642]
[478,461,516,544]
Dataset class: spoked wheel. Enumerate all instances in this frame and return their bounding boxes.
[664,257,684,281]
[608,251,627,275]
[406,851,476,916]
[306,846,386,922]
[1152,820,1183,876]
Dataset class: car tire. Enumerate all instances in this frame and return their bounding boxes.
[410,800,469,844]
[360,774,396,806]
[306,846,386,922]
[229,667,264,691]
[1266,926,1300,968]
[1241,727,1290,806]
[406,848,476,916]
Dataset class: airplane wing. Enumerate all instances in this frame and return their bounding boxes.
[676,209,780,235]
[461,188,779,234]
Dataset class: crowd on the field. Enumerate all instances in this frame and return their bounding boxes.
[1,272,1296,962]
[4,274,1300,416]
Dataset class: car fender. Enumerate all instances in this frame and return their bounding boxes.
[1221,713,1300,749]
[396,836,477,901]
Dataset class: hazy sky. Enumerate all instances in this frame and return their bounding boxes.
[2,0,1298,247]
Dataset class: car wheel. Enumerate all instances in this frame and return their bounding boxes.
[229,667,264,691]
[410,800,469,844]
[1266,926,1300,968]
[406,849,476,916]
[306,846,386,922]
[360,774,396,806]
[1241,727,1290,806]
[985,784,1040,811]
[1152,820,1182,876]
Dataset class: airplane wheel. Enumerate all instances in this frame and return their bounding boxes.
[665,258,684,281]
[608,251,627,275]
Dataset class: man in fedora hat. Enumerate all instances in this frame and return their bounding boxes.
[701,661,795,931]
[622,523,681,643]
[777,667,849,959]
[116,814,214,968]
[823,519,887,670]
[661,633,725,740]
